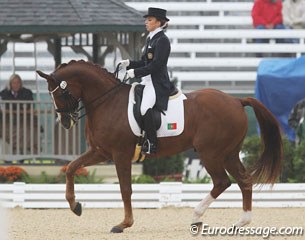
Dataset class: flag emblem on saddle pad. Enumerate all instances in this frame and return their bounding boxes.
[167,123,177,130]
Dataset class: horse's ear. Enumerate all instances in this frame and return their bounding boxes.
[36,70,52,81]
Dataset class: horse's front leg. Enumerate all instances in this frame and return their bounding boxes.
[110,152,134,233]
[65,149,105,216]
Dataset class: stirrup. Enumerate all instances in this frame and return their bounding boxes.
[141,139,156,154]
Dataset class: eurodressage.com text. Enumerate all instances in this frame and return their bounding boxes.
[190,224,304,238]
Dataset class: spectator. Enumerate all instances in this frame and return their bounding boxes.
[0,74,39,157]
[251,0,284,31]
[283,0,305,29]
[251,0,285,45]
[0,74,33,107]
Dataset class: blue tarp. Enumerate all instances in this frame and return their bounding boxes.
[255,56,305,141]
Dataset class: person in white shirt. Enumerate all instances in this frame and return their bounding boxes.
[283,0,305,29]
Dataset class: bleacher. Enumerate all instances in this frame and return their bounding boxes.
[0,42,87,94]
[1,0,305,95]
[125,0,305,94]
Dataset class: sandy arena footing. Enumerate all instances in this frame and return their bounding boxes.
[7,207,305,240]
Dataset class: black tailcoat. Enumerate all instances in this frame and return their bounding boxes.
[128,31,175,111]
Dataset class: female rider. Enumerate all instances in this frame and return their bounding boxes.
[119,7,175,154]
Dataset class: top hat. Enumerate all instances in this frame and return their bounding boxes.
[143,7,170,21]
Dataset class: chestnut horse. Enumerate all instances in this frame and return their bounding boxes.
[37,60,282,233]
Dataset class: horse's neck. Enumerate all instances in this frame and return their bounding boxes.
[78,70,120,113]
[80,71,116,103]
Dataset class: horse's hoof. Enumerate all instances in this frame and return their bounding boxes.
[110,226,123,233]
[72,202,82,216]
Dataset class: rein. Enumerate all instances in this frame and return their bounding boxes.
[76,82,124,120]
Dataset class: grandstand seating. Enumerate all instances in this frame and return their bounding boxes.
[0,42,87,94]
[125,1,305,94]
[0,1,305,94]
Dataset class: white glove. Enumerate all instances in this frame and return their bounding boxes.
[119,59,130,68]
[127,69,135,78]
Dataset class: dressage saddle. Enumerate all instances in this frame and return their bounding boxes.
[133,84,179,131]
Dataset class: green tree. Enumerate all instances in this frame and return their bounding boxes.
[290,140,305,182]
[143,154,184,178]
[241,135,295,183]
[241,135,261,168]
[280,138,295,182]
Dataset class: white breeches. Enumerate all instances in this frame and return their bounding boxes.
[140,77,156,116]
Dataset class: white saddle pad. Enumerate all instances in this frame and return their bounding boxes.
[127,83,187,138]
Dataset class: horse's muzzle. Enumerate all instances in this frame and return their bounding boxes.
[60,113,76,129]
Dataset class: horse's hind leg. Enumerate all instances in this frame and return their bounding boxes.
[110,152,134,233]
[225,151,252,227]
[192,155,231,224]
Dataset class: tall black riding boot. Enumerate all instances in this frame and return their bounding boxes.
[142,108,157,154]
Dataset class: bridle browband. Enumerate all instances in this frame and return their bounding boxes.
[49,65,128,122]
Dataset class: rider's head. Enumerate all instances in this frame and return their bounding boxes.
[144,8,169,32]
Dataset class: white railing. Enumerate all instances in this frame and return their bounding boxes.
[125,1,254,30]
[1,182,304,209]
[125,2,252,17]
[125,1,305,94]
[0,42,88,95]
[0,100,82,161]
[1,1,304,95]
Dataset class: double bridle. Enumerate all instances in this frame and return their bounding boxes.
[48,65,128,123]
[50,73,80,112]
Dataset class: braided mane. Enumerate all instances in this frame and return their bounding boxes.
[55,60,116,82]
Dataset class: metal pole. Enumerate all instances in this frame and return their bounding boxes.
[34,42,40,101]
[92,33,99,63]
[54,37,62,68]
[12,43,16,73]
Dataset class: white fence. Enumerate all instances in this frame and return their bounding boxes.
[0,182,304,209]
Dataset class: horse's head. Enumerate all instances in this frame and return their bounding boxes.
[36,69,80,130]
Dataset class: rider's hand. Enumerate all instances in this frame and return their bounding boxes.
[126,69,135,78]
[119,59,130,68]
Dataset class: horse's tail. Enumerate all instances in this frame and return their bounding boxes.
[240,97,283,185]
